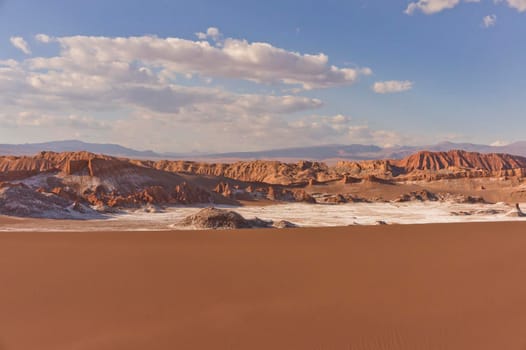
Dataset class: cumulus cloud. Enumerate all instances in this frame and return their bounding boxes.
[0,31,338,120]
[497,0,526,12]
[27,31,371,90]
[10,37,31,54]
[196,27,221,41]
[404,0,480,15]
[373,80,413,94]
[0,29,391,151]
[35,34,52,43]
[482,14,497,27]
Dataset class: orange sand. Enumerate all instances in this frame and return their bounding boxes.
[1,222,526,349]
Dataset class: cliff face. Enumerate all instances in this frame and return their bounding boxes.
[0,155,56,181]
[335,150,526,179]
[394,150,526,173]
[0,151,118,179]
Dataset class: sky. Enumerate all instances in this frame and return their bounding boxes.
[0,0,525,152]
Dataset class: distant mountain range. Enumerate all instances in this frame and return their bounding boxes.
[1,140,526,161]
[0,140,167,159]
[204,141,526,161]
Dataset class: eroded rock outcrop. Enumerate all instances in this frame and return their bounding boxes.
[335,150,526,181]
[175,208,272,229]
[0,183,101,219]
[395,150,526,174]
[395,190,438,202]
[1,150,525,218]
[150,159,338,186]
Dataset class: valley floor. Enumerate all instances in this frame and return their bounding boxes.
[1,201,525,231]
[1,222,526,349]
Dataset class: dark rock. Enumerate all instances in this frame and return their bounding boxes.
[273,220,298,228]
[176,207,272,230]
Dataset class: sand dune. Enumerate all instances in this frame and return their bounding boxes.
[1,222,526,349]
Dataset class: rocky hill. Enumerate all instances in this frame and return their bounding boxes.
[0,150,525,218]
[336,150,526,180]
[396,150,526,173]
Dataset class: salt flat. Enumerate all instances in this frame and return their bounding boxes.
[1,201,525,232]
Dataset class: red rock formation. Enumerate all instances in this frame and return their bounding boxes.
[334,159,397,178]
[291,189,316,204]
[63,160,90,175]
[51,187,80,202]
[267,186,276,200]
[151,159,337,185]
[394,150,526,173]
[173,182,211,204]
[213,182,233,198]
[341,175,361,184]
[1,150,525,211]
[0,155,56,180]
[138,186,172,204]
[336,150,526,180]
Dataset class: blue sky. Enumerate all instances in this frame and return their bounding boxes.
[0,0,525,152]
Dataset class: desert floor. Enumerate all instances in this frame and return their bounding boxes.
[1,222,526,349]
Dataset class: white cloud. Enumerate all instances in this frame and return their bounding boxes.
[0,58,323,119]
[500,0,526,12]
[405,0,460,15]
[373,80,414,94]
[206,27,221,40]
[195,27,221,40]
[195,32,207,40]
[0,33,328,151]
[0,30,391,152]
[35,34,52,43]
[490,140,510,146]
[404,0,480,15]
[482,14,497,27]
[9,37,31,54]
[27,31,370,90]
[405,0,524,15]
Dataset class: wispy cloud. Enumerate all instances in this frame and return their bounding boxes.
[405,0,460,15]
[482,14,497,28]
[405,0,526,15]
[405,0,481,15]
[9,37,31,54]
[373,80,414,94]
[195,27,221,41]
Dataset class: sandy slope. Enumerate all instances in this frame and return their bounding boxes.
[1,223,526,349]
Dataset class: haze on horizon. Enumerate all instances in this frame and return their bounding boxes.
[0,0,525,153]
